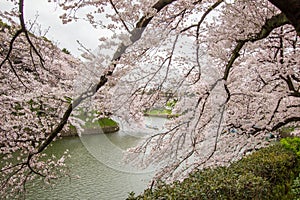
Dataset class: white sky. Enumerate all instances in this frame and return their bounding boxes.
[0,0,110,58]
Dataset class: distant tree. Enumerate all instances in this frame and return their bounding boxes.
[62,48,70,54]
[0,0,299,197]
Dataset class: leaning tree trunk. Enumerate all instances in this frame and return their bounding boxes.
[268,0,300,35]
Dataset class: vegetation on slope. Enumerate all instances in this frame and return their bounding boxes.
[128,137,300,200]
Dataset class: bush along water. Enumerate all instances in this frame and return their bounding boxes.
[281,137,300,199]
[128,137,300,200]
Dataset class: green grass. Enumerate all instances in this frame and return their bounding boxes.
[72,108,118,129]
[144,109,180,118]
[67,117,118,136]
[145,109,172,115]
[98,117,118,128]
[79,117,118,129]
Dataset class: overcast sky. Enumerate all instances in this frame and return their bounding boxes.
[0,0,110,58]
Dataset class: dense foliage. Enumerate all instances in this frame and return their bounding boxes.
[128,141,300,199]
[281,137,300,157]
[292,173,300,199]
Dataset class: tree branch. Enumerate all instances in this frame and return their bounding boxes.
[271,117,300,132]
[0,29,23,69]
[267,0,300,35]
[280,74,300,97]
[0,0,45,72]
[18,0,45,66]
[223,13,290,81]
[109,0,131,33]
[28,0,177,163]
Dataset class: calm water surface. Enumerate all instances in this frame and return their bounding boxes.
[26,131,155,200]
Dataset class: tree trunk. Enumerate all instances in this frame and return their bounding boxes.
[268,0,300,35]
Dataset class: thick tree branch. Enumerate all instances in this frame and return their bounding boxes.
[267,97,283,125]
[271,117,300,132]
[33,75,108,155]
[223,41,245,81]
[280,75,300,97]
[223,13,290,81]
[130,0,176,43]
[18,0,45,65]
[268,0,300,35]
[28,0,177,163]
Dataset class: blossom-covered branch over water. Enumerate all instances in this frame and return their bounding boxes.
[0,0,299,198]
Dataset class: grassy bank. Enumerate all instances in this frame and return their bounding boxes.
[144,99,179,118]
[144,109,179,118]
[98,117,118,128]
[128,137,300,200]
[65,117,119,136]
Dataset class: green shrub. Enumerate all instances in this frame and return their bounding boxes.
[281,137,300,157]
[166,99,177,109]
[281,137,300,199]
[129,143,299,200]
[292,173,300,200]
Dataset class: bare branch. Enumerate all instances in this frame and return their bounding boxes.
[109,0,131,33]
[0,29,22,68]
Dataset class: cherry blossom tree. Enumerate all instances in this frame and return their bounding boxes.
[0,1,82,197]
[0,0,299,197]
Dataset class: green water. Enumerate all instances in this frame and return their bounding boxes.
[26,132,154,200]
